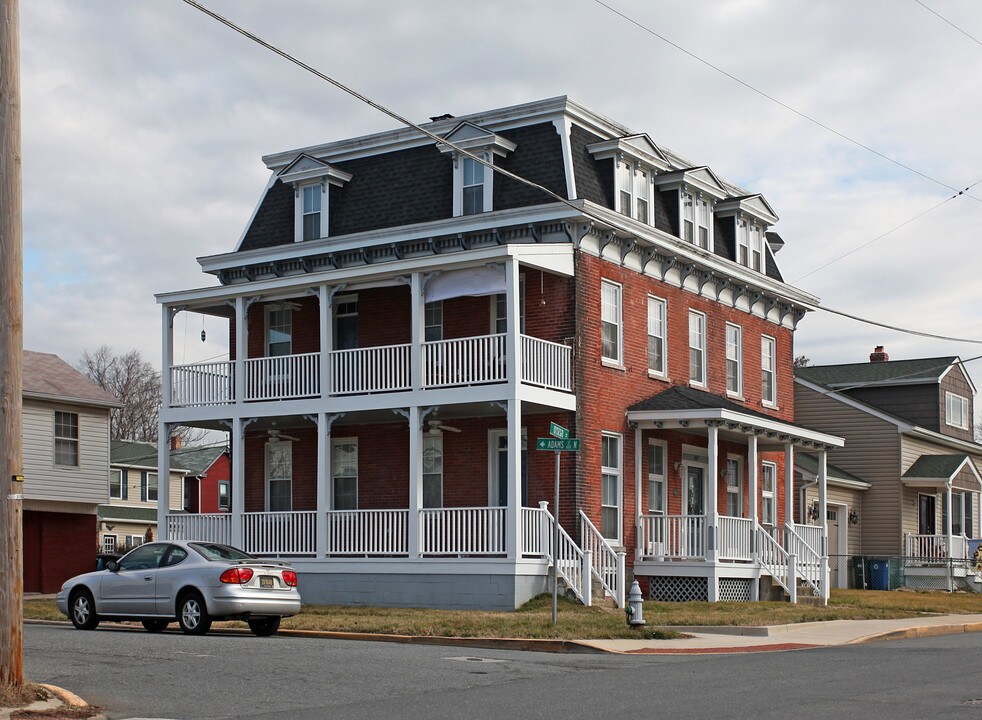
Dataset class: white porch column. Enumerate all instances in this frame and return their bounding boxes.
[315,411,329,557]
[748,433,759,601]
[784,443,795,527]
[634,423,643,562]
[506,398,522,558]
[234,296,248,404]
[408,406,422,558]
[817,448,829,603]
[707,424,719,568]
[230,416,245,548]
[319,285,330,396]
[505,257,522,390]
[156,422,171,541]
[161,306,174,410]
[410,273,423,391]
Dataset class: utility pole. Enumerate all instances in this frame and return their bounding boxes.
[0,0,24,688]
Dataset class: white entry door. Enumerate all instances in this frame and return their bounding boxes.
[683,463,706,557]
[827,507,841,589]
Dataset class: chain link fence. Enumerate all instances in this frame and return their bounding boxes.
[828,554,982,592]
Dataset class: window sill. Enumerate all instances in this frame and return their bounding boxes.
[601,359,626,371]
[647,371,671,382]
[726,392,745,401]
[688,381,708,390]
[761,401,779,411]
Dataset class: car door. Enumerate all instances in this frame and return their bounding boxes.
[99,543,168,615]
[154,545,191,616]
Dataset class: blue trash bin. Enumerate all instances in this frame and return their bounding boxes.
[869,558,890,590]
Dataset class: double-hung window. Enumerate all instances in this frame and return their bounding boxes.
[761,462,776,526]
[54,411,79,466]
[332,439,358,510]
[946,392,970,430]
[738,219,764,271]
[688,311,706,386]
[648,441,666,515]
[601,280,623,364]
[647,296,667,377]
[266,306,292,357]
[266,442,292,512]
[618,161,633,219]
[462,157,484,215]
[109,469,124,500]
[682,192,711,249]
[424,301,443,342]
[601,433,622,541]
[726,323,742,396]
[142,472,158,503]
[635,168,650,224]
[943,493,972,536]
[218,481,230,511]
[725,457,742,517]
[422,434,443,509]
[301,183,322,241]
[761,336,776,405]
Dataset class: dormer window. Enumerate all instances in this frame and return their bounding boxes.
[715,194,779,273]
[436,122,517,218]
[738,219,764,272]
[682,191,712,249]
[654,167,726,248]
[617,161,653,223]
[277,153,353,243]
[589,135,669,227]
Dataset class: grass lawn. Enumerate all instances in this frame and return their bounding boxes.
[24,589,982,640]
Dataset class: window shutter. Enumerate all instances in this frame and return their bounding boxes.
[121,469,128,500]
[141,471,147,502]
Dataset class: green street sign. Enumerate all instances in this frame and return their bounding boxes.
[549,422,569,439]
[536,437,580,452]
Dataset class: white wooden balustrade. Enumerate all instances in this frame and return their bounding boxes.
[169,361,233,407]
[792,523,823,553]
[242,511,316,556]
[325,509,409,556]
[521,335,572,392]
[540,504,591,606]
[420,507,506,555]
[579,510,625,607]
[755,523,795,601]
[245,352,320,401]
[330,344,411,395]
[167,513,231,544]
[639,514,707,559]
[717,516,754,561]
[422,334,506,388]
[783,524,823,598]
[522,506,548,557]
[905,533,969,560]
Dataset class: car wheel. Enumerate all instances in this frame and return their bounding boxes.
[69,589,100,631]
[177,592,212,636]
[142,619,169,633]
[247,617,281,637]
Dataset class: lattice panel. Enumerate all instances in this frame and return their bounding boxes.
[718,577,752,602]
[647,576,708,602]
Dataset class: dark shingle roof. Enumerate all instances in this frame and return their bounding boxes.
[795,357,957,388]
[628,385,778,423]
[176,446,227,477]
[111,440,159,467]
[795,452,868,486]
[902,454,971,480]
[23,351,120,408]
[97,505,159,522]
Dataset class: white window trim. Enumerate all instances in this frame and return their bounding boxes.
[265,441,293,512]
[726,322,743,398]
[761,335,777,407]
[109,468,123,500]
[102,535,117,553]
[294,180,328,243]
[601,432,623,544]
[616,159,655,225]
[53,410,79,468]
[422,433,444,509]
[331,437,358,511]
[265,304,293,358]
[725,454,743,518]
[218,481,231,512]
[424,300,443,342]
[647,295,668,378]
[601,279,624,367]
[945,391,970,430]
[688,310,707,387]
[145,472,158,503]
[647,439,667,515]
[680,190,713,249]
[487,427,527,507]
[489,276,525,335]
[453,152,494,217]
[761,461,777,526]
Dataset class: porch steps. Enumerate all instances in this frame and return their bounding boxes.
[760,576,824,605]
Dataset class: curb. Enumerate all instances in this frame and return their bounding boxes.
[849,621,982,645]
[37,684,88,708]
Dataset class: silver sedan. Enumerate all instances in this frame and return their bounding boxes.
[56,541,302,636]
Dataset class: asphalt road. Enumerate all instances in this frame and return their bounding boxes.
[23,623,982,719]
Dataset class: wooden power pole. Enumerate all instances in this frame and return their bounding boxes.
[0,0,23,688]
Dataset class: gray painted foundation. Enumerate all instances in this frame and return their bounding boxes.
[298,571,550,610]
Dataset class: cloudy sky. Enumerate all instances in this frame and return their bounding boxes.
[19,0,982,386]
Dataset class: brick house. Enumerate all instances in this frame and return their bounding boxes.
[21,351,120,593]
[156,96,842,609]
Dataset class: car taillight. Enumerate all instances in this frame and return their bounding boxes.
[282,570,298,587]
[220,567,255,584]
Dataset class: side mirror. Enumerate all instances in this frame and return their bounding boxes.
[106,559,119,572]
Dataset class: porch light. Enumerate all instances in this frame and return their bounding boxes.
[849,509,859,526]
[807,502,820,522]
[201,329,207,342]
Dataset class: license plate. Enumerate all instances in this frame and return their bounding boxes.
[260,576,274,589]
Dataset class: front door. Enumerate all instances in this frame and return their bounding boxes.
[683,464,706,557]
[491,429,527,507]
[827,507,841,588]
[919,494,936,535]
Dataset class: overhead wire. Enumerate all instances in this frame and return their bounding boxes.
[178,0,982,347]
[914,0,982,48]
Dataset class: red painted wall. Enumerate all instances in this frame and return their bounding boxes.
[23,511,97,593]
[198,451,231,514]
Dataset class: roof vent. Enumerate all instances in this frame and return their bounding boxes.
[869,345,889,363]
[429,113,455,122]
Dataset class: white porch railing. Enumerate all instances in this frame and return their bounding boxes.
[784,523,824,599]
[170,361,233,407]
[717,516,754,561]
[521,335,572,392]
[540,504,591,606]
[245,352,320,401]
[167,513,231,544]
[522,506,548,557]
[422,334,506,388]
[579,510,625,607]
[243,511,317,555]
[905,533,970,560]
[420,507,506,555]
[793,523,823,552]
[330,344,411,395]
[325,509,409,556]
[639,514,707,559]
[756,523,795,601]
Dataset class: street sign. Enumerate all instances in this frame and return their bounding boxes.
[548,422,569,439]
[536,437,580,452]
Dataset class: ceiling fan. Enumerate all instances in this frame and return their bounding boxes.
[427,419,462,435]
[267,428,300,443]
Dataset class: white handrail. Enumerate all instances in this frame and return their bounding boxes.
[420,507,506,555]
[578,510,625,607]
[243,511,317,556]
[755,523,794,600]
[325,509,409,556]
[166,513,231,544]
[522,506,547,557]
[521,335,572,392]
[540,503,590,606]
[169,361,234,407]
[330,344,411,395]
[905,533,969,560]
[784,523,823,599]
[423,334,506,388]
[245,352,320,401]
[792,523,823,552]
[639,514,707,559]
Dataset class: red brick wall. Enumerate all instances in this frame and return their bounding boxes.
[573,251,796,553]
[23,511,97,593]
[199,451,231,514]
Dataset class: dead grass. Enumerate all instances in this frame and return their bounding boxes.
[23,588,982,639]
[0,681,47,710]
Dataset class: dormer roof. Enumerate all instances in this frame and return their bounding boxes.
[586,133,671,171]
[435,121,517,157]
[653,166,728,199]
[277,153,352,187]
[715,193,780,226]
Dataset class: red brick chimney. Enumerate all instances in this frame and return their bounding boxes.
[869,345,889,363]
[170,435,181,451]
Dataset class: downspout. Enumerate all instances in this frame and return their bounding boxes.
[800,474,819,525]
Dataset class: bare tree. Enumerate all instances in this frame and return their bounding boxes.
[793,355,811,368]
[77,346,203,444]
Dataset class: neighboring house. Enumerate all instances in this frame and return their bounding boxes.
[22,350,121,593]
[100,440,186,554]
[156,96,843,609]
[795,347,982,590]
[176,440,231,514]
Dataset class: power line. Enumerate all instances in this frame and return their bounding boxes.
[591,0,981,203]
[915,0,982,48]
[818,304,982,345]
[179,0,982,346]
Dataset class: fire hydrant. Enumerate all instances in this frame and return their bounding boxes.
[625,580,646,627]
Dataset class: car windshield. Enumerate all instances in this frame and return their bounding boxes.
[188,543,256,562]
